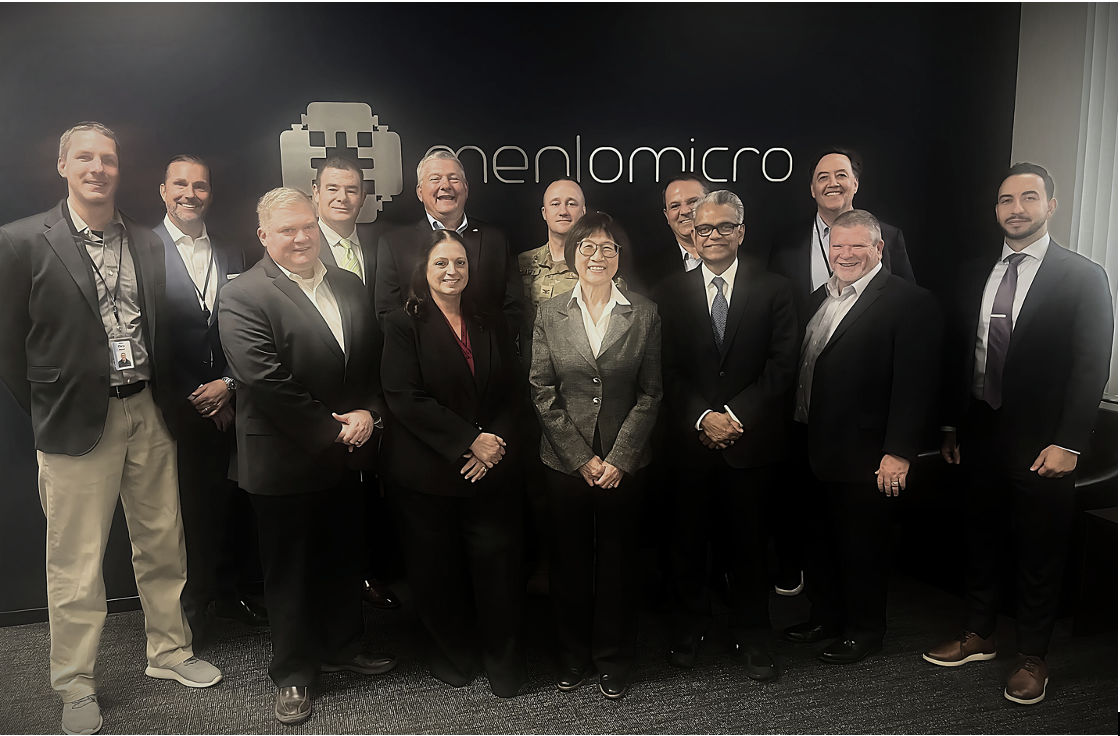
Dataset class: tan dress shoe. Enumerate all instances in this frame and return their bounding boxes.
[1005,655,1048,705]
[275,686,312,724]
[922,631,997,666]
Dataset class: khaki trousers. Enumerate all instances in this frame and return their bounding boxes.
[37,387,193,702]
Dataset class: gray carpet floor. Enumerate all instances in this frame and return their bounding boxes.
[0,570,1115,735]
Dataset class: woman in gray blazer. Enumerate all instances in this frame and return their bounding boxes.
[529,212,662,699]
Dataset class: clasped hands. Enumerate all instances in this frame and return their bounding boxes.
[333,409,377,452]
[188,380,233,431]
[577,455,624,489]
[699,411,742,450]
[461,432,507,483]
[940,430,1077,478]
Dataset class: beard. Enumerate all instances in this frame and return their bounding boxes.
[1001,216,1046,241]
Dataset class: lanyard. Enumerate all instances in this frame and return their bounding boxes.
[190,251,215,321]
[814,220,833,277]
[76,229,125,328]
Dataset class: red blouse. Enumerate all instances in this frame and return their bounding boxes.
[444,313,474,375]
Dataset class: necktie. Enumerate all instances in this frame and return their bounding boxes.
[982,253,1027,409]
[338,238,363,281]
[711,276,727,348]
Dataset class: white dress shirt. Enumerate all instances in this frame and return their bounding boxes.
[794,261,883,423]
[678,243,702,272]
[426,212,469,234]
[810,213,833,292]
[276,259,345,352]
[695,258,743,429]
[569,281,630,357]
[319,219,365,284]
[164,215,217,313]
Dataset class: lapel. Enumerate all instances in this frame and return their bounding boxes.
[1011,242,1068,345]
[44,202,99,317]
[681,267,720,356]
[796,218,814,293]
[157,221,220,327]
[325,265,355,366]
[821,267,890,353]
[317,227,339,268]
[461,217,483,274]
[123,216,158,341]
[555,296,599,370]
[471,315,491,395]
[425,309,479,400]
[718,259,751,363]
[598,300,635,358]
[266,256,346,365]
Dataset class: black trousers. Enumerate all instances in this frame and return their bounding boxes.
[545,466,642,679]
[250,476,365,687]
[670,461,776,647]
[391,483,526,698]
[960,399,1077,657]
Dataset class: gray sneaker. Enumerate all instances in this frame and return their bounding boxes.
[62,695,102,735]
[145,656,223,687]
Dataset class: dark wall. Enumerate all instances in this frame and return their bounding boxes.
[0,2,1021,617]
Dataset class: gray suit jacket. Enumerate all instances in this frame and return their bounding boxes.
[529,287,662,475]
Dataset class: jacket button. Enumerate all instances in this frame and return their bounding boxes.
[592,397,601,405]
[719,371,725,377]
[592,377,601,384]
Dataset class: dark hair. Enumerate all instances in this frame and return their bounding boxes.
[661,174,710,208]
[1004,162,1055,200]
[314,156,365,187]
[164,154,210,186]
[809,148,863,182]
[562,211,631,277]
[404,229,478,318]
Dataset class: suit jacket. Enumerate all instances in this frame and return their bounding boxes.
[529,287,663,475]
[375,216,523,340]
[768,216,915,328]
[657,260,799,469]
[941,242,1114,467]
[381,306,521,497]
[636,240,693,298]
[153,221,245,432]
[0,200,173,455]
[804,268,942,482]
[317,222,378,304]
[217,254,386,495]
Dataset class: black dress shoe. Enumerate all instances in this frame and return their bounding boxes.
[782,621,838,644]
[215,597,269,627]
[322,649,397,675]
[731,643,779,681]
[556,668,587,691]
[667,640,699,669]
[363,580,401,610]
[274,686,312,724]
[817,638,882,665]
[599,673,629,699]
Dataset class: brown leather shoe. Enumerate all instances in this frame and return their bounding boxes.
[363,579,401,610]
[274,686,312,724]
[922,631,997,666]
[1004,655,1048,705]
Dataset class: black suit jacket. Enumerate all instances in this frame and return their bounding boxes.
[804,268,942,482]
[217,254,386,495]
[381,306,521,497]
[657,260,799,469]
[317,222,378,304]
[153,221,245,432]
[941,243,1114,467]
[0,200,173,455]
[768,216,915,327]
[375,216,522,339]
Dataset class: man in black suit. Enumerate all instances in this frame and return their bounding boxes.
[218,187,395,725]
[375,149,521,336]
[639,174,709,293]
[0,123,221,736]
[781,209,941,665]
[312,155,401,612]
[152,154,267,640]
[923,164,1114,705]
[657,190,799,680]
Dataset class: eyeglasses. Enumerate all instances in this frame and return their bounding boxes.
[577,240,621,258]
[693,222,743,237]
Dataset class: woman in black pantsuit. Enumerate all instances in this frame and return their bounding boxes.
[381,229,526,698]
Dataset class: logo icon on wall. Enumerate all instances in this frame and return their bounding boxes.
[279,102,403,223]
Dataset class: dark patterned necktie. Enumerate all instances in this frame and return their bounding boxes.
[711,276,727,348]
[982,253,1027,409]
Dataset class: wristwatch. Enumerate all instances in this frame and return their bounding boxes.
[221,376,237,392]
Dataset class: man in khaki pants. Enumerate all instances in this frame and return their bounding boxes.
[0,122,222,735]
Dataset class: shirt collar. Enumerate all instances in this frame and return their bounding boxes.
[68,198,122,235]
[426,211,469,234]
[678,243,700,263]
[275,257,328,289]
[319,218,358,248]
[163,214,209,245]
[1001,233,1050,262]
[815,212,830,236]
[827,260,882,298]
[568,280,630,310]
[700,256,739,289]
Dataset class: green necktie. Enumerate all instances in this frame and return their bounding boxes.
[339,238,363,280]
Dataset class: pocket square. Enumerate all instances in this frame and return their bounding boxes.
[227,273,240,279]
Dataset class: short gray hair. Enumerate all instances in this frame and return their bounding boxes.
[59,122,119,161]
[694,189,745,224]
[257,187,314,230]
[831,209,882,245]
[416,149,467,184]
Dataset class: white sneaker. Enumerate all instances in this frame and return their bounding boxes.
[145,656,223,687]
[62,694,102,735]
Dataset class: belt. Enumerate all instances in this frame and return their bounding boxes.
[109,380,147,399]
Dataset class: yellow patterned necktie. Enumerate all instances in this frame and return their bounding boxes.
[338,238,363,280]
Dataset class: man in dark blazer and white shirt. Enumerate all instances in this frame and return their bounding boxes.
[152,154,266,639]
[656,190,799,681]
[375,150,522,337]
[923,164,1114,706]
[638,174,709,294]
[0,123,221,736]
[782,209,941,666]
[218,187,396,725]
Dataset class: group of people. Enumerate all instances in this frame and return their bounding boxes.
[0,122,1113,734]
